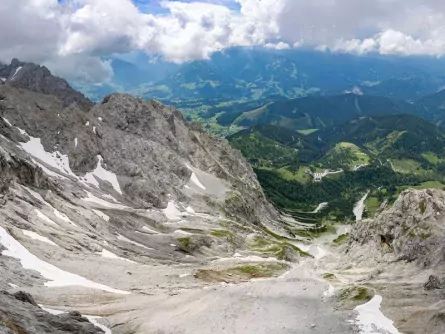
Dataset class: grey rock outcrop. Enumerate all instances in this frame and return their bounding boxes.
[0,58,93,111]
[424,275,443,290]
[349,189,445,267]
[0,291,104,333]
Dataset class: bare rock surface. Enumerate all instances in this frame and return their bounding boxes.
[0,291,104,333]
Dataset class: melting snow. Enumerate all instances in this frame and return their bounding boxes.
[85,121,90,126]
[98,249,135,263]
[163,201,183,220]
[185,164,206,190]
[312,202,328,213]
[186,206,196,214]
[19,132,77,178]
[83,156,122,194]
[92,209,110,222]
[117,234,152,250]
[22,230,59,247]
[35,210,58,226]
[83,191,128,210]
[2,117,12,127]
[352,295,401,334]
[85,316,112,334]
[0,225,129,294]
[11,66,22,80]
[142,226,159,234]
[8,283,19,288]
[41,307,112,334]
[53,209,77,227]
[98,117,103,121]
[353,192,369,222]
[74,138,78,147]
[93,126,96,134]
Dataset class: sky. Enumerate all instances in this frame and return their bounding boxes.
[3,0,445,83]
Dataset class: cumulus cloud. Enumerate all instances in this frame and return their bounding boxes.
[2,0,445,82]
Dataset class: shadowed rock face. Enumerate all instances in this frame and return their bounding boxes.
[0,58,93,111]
[0,291,104,333]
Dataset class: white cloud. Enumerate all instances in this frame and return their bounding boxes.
[3,0,445,82]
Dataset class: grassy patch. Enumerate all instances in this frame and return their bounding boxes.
[365,196,381,218]
[333,233,349,246]
[323,273,336,280]
[177,237,191,248]
[195,262,290,283]
[339,286,373,302]
[180,228,204,234]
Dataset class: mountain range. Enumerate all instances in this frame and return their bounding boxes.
[0,56,445,334]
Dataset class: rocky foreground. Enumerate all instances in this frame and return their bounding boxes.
[0,59,444,334]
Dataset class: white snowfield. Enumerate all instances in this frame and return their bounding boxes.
[0,225,129,294]
[22,230,59,247]
[82,191,128,210]
[98,249,135,263]
[35,209,58,226]
[163,201,183,220]
[352,295,401,334]
[2,117,12,127]
[53,209,76,226]
[185,164,206,190]
[353,192,369,222]
[92,209,110,221]
[19,133,77,178]
[83,155,122,194]
[19,130,122,195]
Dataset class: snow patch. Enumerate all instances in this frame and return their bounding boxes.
[353,192,369,222]
[93,126,96,134]
[186,206,196,214]
[142,226,159,234]
[83,191,128,210]
[53,209,76,226]
[0,225,129,294]
[11,66,22,80]
[312,202,328,213]
[92,209,110,222]
[74,138,78,147]
[19,132,77,178]
[98,249,135,263]
[35,210,57,226]
[163,201,182,220]
[2,117,12,127]
[85,121,90,126]
[352,295,401,334]
[22,230,59,247]
[117,234,152,250]
[8,283,19,288]
[40,307,111,334]
[83,156,122,194]
[98,117,103,121]
[185,164,206,190]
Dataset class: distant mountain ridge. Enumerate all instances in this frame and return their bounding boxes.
[0,58,93,111]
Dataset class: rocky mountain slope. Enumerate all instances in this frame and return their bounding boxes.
[0,58,93,111]
[334,188,445,333]
[0,61,352,333]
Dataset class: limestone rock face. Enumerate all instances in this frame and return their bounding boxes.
[349,189,445,267]
[0,291,104,333]
[0,58,93,111]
